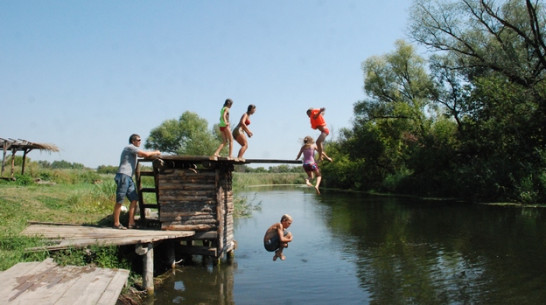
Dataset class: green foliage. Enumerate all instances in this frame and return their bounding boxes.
[233,172,306,189]
[52,246,130,270]
[146,111,219,155]
[324,1,546,203]
[97,165,118,174]
[13,174,34,186]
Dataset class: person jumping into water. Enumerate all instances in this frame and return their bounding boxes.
[296,136,324,194]
[263,214,293,261]
[306,107,332,162]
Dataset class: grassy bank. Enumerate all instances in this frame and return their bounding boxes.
[0,170,305,272]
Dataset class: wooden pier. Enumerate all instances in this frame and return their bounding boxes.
[0,258,129,305]
[18,157,301,296]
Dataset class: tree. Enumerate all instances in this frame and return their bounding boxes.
[410,0,546,87]
[409,0,546,202]
[145,111,219,156]
[325,40,445,192]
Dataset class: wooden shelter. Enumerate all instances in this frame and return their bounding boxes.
[135,156,301,261]
[136,156,239,261]
[0,138,59,178]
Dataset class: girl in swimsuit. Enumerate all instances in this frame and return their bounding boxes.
[296,136,322,194]
[232,104,256,161]
[212,98,234,159]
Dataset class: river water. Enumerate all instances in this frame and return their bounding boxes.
[149,186,546,304]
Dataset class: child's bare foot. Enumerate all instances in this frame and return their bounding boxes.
[273,250,282,261]
[279,254,286,261]
[305,179,313,187]
[314,185,321,194]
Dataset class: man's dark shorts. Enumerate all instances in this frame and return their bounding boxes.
[264,230,289,252]
[115,173,138,203]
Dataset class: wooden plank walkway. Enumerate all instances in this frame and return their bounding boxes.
[21,222,195,251]
[0,258,129,305]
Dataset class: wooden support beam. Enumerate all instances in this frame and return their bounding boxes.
[138,243,154,295]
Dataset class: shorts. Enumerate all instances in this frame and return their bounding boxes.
[321,128,330,136]
[264,230,289,252]
[115,173,138,204]
[303,163,318,172]
[219,126,228,132]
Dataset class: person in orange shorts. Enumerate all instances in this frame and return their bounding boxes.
[306,107,332,162]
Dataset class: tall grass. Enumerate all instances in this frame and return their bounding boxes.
[233,172,307,189]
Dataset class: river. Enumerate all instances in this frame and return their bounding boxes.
[149,186,546,304]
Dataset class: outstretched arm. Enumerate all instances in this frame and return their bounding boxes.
[138,150,161,158]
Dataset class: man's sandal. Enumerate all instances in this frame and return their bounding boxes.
[113,224,127,230]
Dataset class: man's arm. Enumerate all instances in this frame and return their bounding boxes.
[138,150,161,158]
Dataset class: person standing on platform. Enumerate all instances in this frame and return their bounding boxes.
[306,107,332,162]
[232,104,256,161]
[212,98,234,159]
[113,134,161,230]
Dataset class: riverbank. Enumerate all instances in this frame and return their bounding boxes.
[0,170,305,303]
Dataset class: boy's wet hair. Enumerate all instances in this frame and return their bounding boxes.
[281,214,292,222]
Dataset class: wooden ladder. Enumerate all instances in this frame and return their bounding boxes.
[135,159,159,222]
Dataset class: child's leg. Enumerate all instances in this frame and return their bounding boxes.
[314,170,322,194]
[322,151,333,162]
[305,171,313,187]
[226,129,234,158]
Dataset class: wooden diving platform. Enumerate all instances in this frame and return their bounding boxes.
[21,222,195,294]
[22,222,195,252]
[0,258,129,305]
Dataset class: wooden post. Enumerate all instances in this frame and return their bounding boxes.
[1,141,7,176]
[136,243,155,295]
[22,148,32,175]
[10,149,15,179]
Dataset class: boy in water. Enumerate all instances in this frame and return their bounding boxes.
[263,214,293,261]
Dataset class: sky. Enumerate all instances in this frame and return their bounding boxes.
[1,0,416,169]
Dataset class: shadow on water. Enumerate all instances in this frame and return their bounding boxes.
[148,186,546,305]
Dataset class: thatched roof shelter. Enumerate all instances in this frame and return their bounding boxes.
[1,138,60,178]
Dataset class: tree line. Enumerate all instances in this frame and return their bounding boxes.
[321,0,545,203]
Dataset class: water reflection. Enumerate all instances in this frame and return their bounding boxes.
[150,187,546,305]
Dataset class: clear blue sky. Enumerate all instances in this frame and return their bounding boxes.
[1,0,416,168]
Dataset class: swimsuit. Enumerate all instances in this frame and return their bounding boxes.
[302,147,319,172]
[264,230,289,252]
[219,107,229,127]
[232,117,251,138]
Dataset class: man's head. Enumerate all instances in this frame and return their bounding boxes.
[129,134,142,147]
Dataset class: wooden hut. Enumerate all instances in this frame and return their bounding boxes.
[136,156,238,261]
[0,138,59,178]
